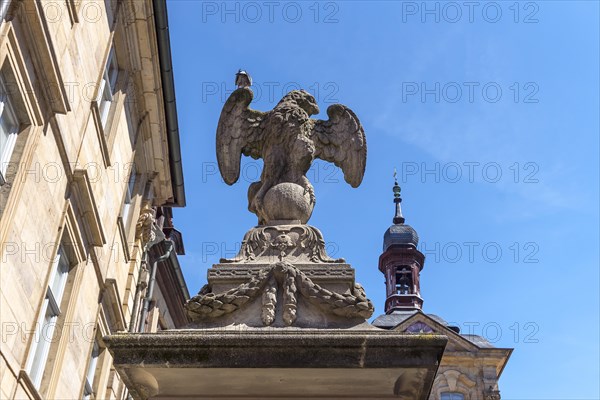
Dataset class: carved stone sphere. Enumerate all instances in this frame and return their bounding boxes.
[263,182,314,224]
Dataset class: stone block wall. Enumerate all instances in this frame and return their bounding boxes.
[0,2,185,399]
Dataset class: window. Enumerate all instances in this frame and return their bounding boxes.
[395,267,412,294]
[0,75,18,184]
[121,163,137,228]
[0,0,10,21]
[441,393,465,400]
[83,341,100,399]
[26,245,70,388]
[97,47,119,129]
[406,322,434,334]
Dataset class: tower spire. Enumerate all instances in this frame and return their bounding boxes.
[379,173,424,312]
[393,169,405,224]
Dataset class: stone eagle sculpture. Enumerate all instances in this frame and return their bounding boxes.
[217,87,366,225]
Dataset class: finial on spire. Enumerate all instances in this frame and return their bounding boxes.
[392,169,405,224]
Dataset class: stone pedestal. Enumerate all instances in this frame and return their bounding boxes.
[185,225,375,329]
[105,225,448,399]
[192,262,365,329]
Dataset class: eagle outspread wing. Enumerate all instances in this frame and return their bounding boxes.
[216,88,266,185]
[312,104,367,188]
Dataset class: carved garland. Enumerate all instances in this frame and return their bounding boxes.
[186,261,373,326]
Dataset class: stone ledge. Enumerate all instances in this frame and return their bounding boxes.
[105,329,447,399]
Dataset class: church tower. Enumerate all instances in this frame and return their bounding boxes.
[379,176,425,312]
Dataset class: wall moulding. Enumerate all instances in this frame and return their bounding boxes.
[71,169,106,247]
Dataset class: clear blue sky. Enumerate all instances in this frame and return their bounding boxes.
[167,1,599,398]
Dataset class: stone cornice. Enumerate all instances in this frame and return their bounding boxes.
[105,329,447,400]
[105,329,448,366]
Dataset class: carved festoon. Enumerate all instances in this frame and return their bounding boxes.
[186,262,374,326]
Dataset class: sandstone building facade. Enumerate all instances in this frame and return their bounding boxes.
[0,1,188,399]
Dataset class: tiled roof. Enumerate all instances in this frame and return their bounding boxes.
[372,310,419,328]
[461,334,495,348]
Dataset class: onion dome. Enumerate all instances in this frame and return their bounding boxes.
[383,172,419,251]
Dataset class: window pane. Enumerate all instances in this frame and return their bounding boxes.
[28,299,58,388]
[122,203,131,227]
[441,393,465,400]
[84,341,100,398]
[0,0,10,20]
[98,46,118,130]
[122,164,136,225]
[0,104,16,137]
[0,77,17,131]
[99,79,112,129]
[27,240,73,389]
[127,164,136,199]
[0,119,7,160]
[49,246,70,302]
[85,341,99,381]
[27,296,49,380]
[0,76,18,175]
[107,51,119,94]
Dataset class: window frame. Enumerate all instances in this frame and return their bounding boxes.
[0,0,10,21]
[82,340,100,399]
[92,38,130,168]
[25,245,71,389]
[121,162,137,229]
[394,266,412,294]
[0,73,19,184]
[97,47,119,130]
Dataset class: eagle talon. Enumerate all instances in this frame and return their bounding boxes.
[303,186,316,205]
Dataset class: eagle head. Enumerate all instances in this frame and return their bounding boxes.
[281,90,320,116]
